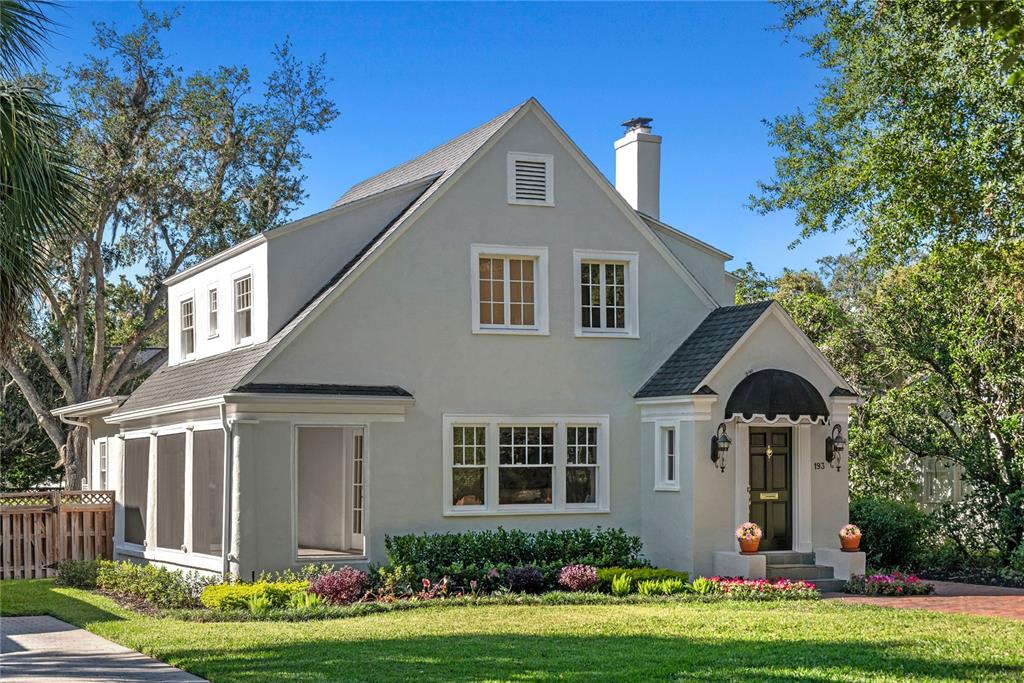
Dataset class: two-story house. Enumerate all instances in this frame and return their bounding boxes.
[54,99,862,583]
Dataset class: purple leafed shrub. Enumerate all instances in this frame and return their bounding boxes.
[558,564,599,592]
[308,567,367,605]
[506,566,545,594]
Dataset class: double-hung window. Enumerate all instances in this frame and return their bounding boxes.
[656,423,680,491]
[573,250,639,337]
[471,245,549,335]
[443,415,609,514]
[208,286,219,337]
[233,275,252,345]
[180,298,195,359]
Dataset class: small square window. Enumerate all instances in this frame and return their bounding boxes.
[471,245,548,335]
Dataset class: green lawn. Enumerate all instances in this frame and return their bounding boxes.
[2,580,1022,682]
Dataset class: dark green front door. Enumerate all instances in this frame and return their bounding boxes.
[748,428,792,551]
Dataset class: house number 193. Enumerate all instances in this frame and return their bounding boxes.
[813,462,826,470]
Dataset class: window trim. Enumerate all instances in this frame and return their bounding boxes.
[470,244,549,335]
[442,414,609,516]
[179,294,196,361]
[573,250,640,338]
[207,284,219,339]
[232,270,254,347]
[654,419,681,491]
[507,152,554,207]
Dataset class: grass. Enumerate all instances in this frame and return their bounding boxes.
[2,579,1023,682]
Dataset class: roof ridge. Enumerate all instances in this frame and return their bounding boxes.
[332,100,530,207]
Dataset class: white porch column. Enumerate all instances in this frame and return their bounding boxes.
[145,432,157,550]
[732,422,749,530]
[793,424,813,552]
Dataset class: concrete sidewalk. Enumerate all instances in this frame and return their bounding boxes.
[1,615,205,682]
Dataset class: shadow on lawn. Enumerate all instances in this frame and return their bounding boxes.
[0,580,124,626]
[168,632,1024,683]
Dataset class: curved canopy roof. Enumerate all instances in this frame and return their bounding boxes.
[724,369,828,422]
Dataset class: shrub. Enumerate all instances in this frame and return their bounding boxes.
[610,574,633,597]
[246,594,274,616]
[309,567,367,605]
[850,497,933,569]
[55,560,99,589]
[384,527,645,591]
[689,576,717,595]
[845,572,935,596]
[636,578,688,596]
[200,581,308,611]
[596,567,689,592]
[557,564,598,592]
[506,566,545,594]
[257,563,335,583]
[288,590,326,610]
[96,560,219,608]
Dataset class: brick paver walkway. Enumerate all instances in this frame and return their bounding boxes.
[1,615,205,682]
[827,580,1024,620]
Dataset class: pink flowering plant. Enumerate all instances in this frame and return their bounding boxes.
[709,576,819,600]
[736,522,762,541]
[845,572,935,596]
[557,564,599,592]
[839,524,862,538]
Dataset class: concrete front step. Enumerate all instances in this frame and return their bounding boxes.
[767,564,835,580]
[808,578,848,593]
[761,552,816,566]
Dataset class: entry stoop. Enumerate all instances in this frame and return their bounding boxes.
[763,552,847,592]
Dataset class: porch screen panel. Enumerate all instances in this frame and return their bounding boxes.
[156,433,186,551]
[123,438,150,546]
[192,430,224,556]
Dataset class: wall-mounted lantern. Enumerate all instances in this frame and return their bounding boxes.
[825,424,846,472]
[710,422,731,473]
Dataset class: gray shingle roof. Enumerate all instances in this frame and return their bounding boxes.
[113,104,527,419]
[235,383,412,398]
[634,301,773,398]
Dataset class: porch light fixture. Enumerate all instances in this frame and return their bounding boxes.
[825,424,846,472]
[710,422,731,473]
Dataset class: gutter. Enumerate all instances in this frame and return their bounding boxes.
[219,404,235,580]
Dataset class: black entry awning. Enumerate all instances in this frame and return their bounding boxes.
[724,369,828,422]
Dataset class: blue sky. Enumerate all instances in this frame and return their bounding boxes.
[43,1,851,275]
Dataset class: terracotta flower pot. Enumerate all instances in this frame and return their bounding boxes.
[839,534,861,552]
[738,537,760,555]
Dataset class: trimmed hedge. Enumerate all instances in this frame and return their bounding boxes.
[596,567,689,593]
[95,560,218,609]
[384,527,645,591]
[200,581,308,611]
[850,497,933,569]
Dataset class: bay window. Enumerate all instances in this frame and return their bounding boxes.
[443,415,609,514]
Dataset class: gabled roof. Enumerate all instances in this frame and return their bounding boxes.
[635,301,772,398]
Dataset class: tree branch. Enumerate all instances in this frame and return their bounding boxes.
[1,356,66,452]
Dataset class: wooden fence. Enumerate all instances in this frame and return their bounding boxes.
[1,490,114,579]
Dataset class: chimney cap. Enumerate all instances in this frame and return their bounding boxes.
[621,117,653,132]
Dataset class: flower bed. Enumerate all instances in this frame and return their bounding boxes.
[844,572,935,596]
[709,577,820,600]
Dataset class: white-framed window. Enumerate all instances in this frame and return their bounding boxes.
[655,422,680,491]
[233,274,252,345]
[470,244,549,335]
[507,152,554,206]
[207,285,219,338]
[573,250,639,338]
[443,415,609,515]
[180,297,195,359]
[96,439,108,490]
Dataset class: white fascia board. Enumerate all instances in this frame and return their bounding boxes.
[223,392,414,406]
[105,396,226,424]
[51,396,128,418]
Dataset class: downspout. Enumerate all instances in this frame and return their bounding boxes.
[219,404,235,580]
[56,414,91,489]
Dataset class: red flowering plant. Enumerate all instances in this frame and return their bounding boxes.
[845,572,935,596]
[709,576,819,600]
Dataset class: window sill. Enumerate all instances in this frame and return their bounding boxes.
[472,327,549,336]
[654,484,680,492]
[575,330,639,339]
[444,507,609,517]
[232,337,254,348]
[507,199,554,208]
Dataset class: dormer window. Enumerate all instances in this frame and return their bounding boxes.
[233,274,252,345]
[208,286,219,338]
[507,152,553,206]
[180,297,195,359]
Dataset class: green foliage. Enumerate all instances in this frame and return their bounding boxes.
[199,581,308,611]
[384,527,646,591]
[610,573,633,597]
[256,563,334,583]
[54,559,99,589]
[288,591,325,610]
[246,593,274,617]
[596,567,689,593]
[95,560,218,609]
[689,576,717,596]
[947,1,1024,84]
[850,498,934,569]
[636,578,687,596]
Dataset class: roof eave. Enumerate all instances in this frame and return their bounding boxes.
[51,396,128,419]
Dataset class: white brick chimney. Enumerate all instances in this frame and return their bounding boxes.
[614,117,662,219]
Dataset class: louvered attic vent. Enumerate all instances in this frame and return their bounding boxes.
[507,152,554,206]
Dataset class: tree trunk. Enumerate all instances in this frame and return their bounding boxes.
[63,426,89,489]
